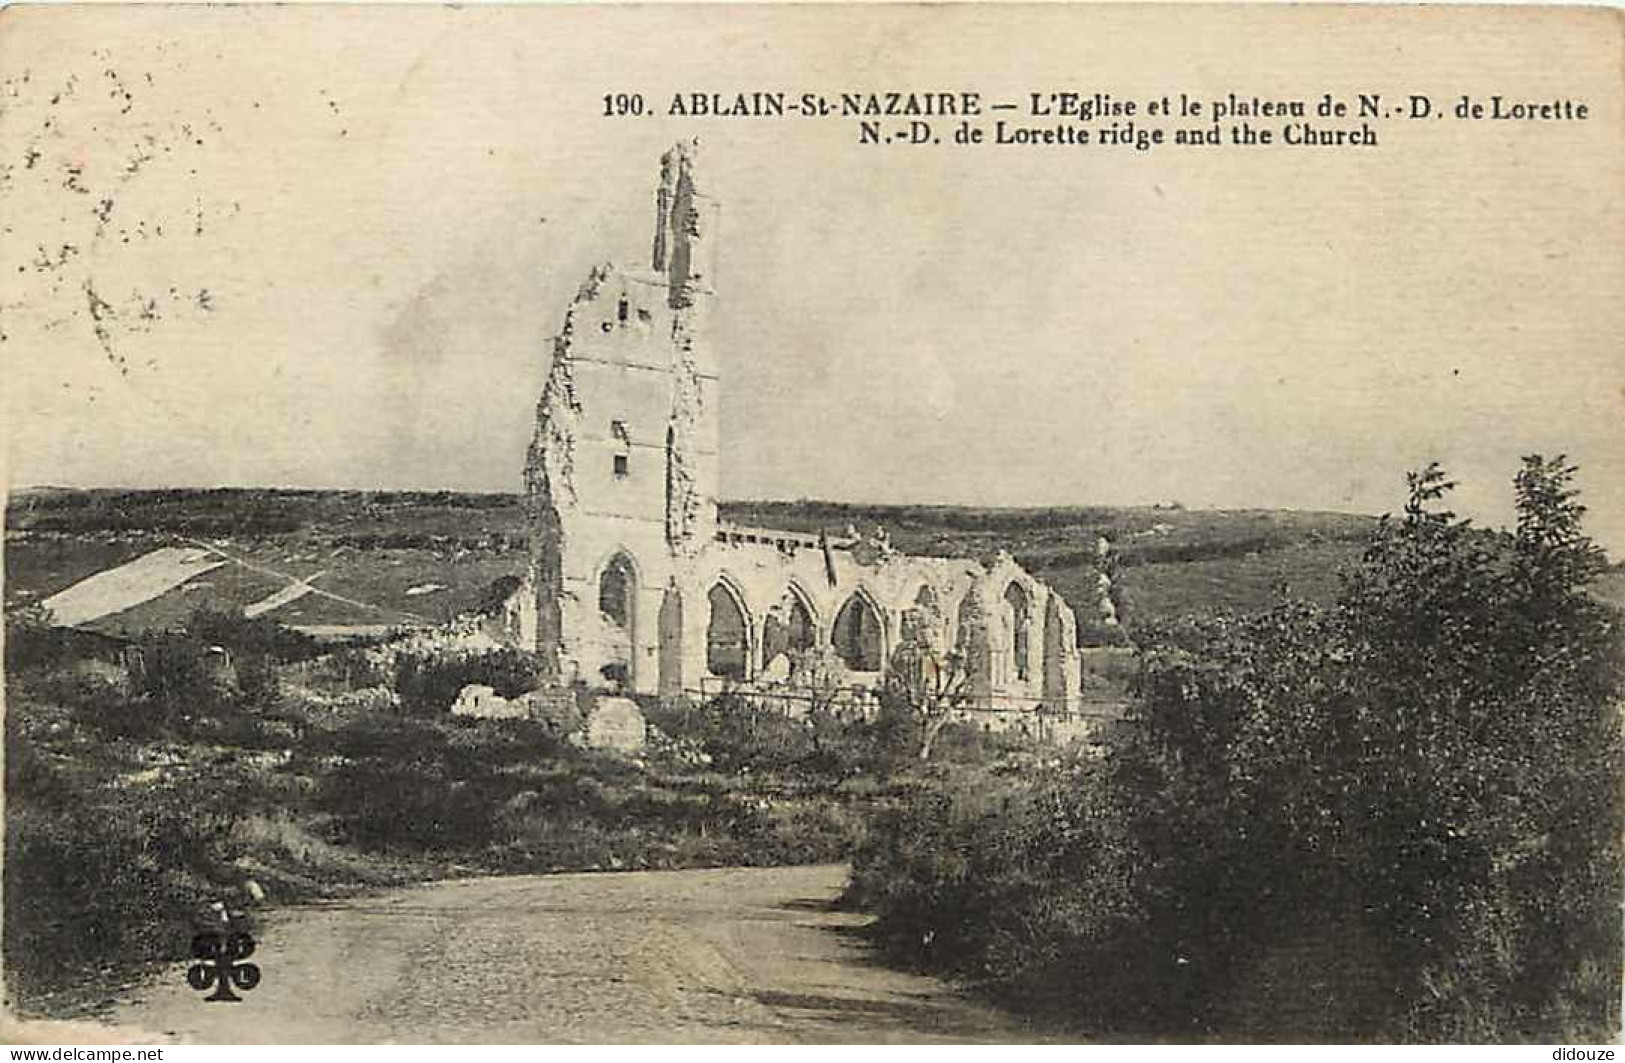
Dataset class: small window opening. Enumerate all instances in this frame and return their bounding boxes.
[610,419,630,443]
[617,297,629,323]
[613,453,629,479]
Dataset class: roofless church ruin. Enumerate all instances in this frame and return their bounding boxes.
[511,141,1082,713]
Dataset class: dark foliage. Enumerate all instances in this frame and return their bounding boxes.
[4,710,264,1007]
[850,457,1624,1041]
[315,715,560,851]
[391,648,541,716]
[7,487,517,536]
[4,604,125,675]
[5,643,871,1012]
[330,531,526,552]
[642,690,1014,779]
[182,607,318,661]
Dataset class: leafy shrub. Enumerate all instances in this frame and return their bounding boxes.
[286,646,391,691]
[392,648,539,716]
[850,758,1195,1033]
[850,458,1625,1042]
[644,692,912,776]
[184,607,319,662]
[643,694,813,773]
[5,605,104,675]
[3,722,255,1004]
[316,716,536,851]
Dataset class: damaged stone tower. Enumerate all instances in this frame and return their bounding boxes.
[524,139,722,687]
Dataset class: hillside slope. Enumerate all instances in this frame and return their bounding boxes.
[6,488,1383,639]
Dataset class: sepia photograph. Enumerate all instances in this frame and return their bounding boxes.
[2,3,1623,1046]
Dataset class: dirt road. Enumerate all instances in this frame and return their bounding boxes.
[109,864,1056,1043]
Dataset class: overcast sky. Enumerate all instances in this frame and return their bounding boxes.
[5,5,1622,553]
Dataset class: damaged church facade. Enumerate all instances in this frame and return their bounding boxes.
[517,142,1082,713]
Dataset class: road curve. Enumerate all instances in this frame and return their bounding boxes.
[110,864,1059,1044]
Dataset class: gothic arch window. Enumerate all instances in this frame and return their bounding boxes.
[832,592,884,672]
[1005,581,1033,683]
[763,584,817,669]
[706,580,752,679]
[899,583,945,650]
[956,590,983,654]
[597,552,639,687]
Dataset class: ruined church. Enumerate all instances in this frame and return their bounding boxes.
[517,141,1081,712]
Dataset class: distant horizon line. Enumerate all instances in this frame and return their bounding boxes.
[3,482,1380,519]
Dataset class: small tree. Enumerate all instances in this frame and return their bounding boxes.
[884,604,971,761]
[788,644,848,715]
[787,645,854,755]
[1513,453,1607,604]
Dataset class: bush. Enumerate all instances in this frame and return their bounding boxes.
[3,721,254,1004]
[185,607,319,663]
[643,692,915,777]
[5,605,94,675]
[392,648,539,716]
[317,716,537,851]
[848,758,1192,1030]
[849,458,1625,1041]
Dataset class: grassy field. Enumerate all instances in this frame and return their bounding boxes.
[6,488,1387,636]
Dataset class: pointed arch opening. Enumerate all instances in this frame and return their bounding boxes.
[597,551,639,688]
[956,590,983,655]
[1004,581,1033,683]
[955,588,993,701]
[832,591,884,673]
[899,583,947,654]
[706,579,752,680]
[762,584,818,674]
